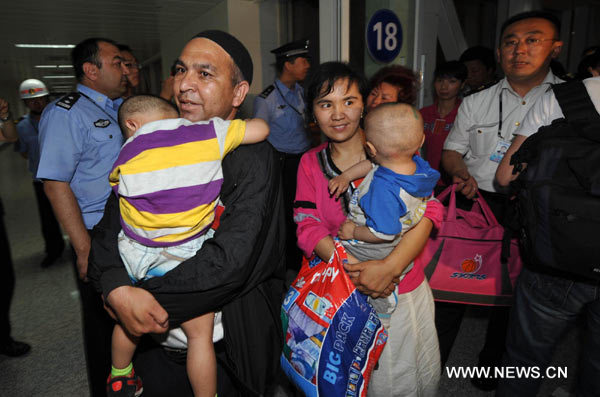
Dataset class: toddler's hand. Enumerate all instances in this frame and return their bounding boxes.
[345,251,359,265]
[344,251,360,278]
[328,175,350,198]
[338,220,356,240]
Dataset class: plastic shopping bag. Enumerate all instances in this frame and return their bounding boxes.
[281,239,388,397]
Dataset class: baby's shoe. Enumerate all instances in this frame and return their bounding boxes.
[106,369,143,397]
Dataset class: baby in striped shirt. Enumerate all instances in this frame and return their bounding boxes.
[107,94,268,397]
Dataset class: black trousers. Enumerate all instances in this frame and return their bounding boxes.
[133,338,242,397]
[72,236,114,397]
[32,181,64,256]
[0,198,15,343]
[277,151,303,271]
[435,189,512,367]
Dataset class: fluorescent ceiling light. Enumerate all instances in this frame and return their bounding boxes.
[16,44,75,48]
[35,65,73,68]
[44,75,75,79]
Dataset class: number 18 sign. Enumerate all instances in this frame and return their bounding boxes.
[366,9,403,63]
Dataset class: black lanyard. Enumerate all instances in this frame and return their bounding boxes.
[79,91,118,124]
[497,92,503,138]
[275,83,303,116]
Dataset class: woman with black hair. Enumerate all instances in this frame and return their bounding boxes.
[293,61,442,396]
[420,61,468,187]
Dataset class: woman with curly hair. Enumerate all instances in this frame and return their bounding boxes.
[366,65,420,111]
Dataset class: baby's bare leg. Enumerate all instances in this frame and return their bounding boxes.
[112,323,140,369]
[181,313,216,397]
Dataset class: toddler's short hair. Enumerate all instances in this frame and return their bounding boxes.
[365,102,423,157]
[118,94,179,134]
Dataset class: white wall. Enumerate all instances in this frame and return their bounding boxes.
[228,0,263,93]
[258,0,284,92]
[359,0,440,108]
[157,0,283,117]
[416,0,442,108]
[158,1,229,84]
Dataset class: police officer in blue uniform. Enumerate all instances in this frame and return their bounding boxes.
[37,37,128,397]
[16,79,65,268]
[254,39,311,271]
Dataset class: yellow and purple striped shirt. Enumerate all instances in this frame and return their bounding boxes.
[109,117,245,247]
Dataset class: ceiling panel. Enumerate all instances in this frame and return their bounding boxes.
[1,0,222,105]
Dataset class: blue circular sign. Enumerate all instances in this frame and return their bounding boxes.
[366,9,403,63]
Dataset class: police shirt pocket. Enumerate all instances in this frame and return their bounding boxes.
[91,128,114,142]
[273,109,290,131]
[466,123,498,157]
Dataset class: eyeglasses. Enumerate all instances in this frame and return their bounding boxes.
[123,62,141,70]
[501,37,558,51]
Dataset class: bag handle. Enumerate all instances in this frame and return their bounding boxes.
[473,194,499,226]
[435,184,458,221]
[437,184,499,226]
[435,184,453,202]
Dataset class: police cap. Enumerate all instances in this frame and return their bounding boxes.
[271,40,310,60]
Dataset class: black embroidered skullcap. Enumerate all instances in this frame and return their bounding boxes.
[193,30,253,85]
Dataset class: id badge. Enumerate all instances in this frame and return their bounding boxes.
[490,139,511,163]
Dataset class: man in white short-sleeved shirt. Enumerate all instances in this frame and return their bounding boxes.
[442,18,564,196]
[496,76,600,186]
[437,11,565,391]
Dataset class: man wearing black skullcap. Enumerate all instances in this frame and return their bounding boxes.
[89,30,285,397]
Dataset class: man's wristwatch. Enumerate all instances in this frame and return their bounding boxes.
[0,111,11,122]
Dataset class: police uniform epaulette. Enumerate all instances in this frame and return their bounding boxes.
[463,79,500,97]
[258,85,275,99]
[56,92,81,110]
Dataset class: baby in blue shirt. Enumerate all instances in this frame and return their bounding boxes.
[329,102,439,324]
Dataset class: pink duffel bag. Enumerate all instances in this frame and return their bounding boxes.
[415,185,523,306]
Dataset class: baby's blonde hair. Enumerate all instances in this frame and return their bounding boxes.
[364,102,424,158]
